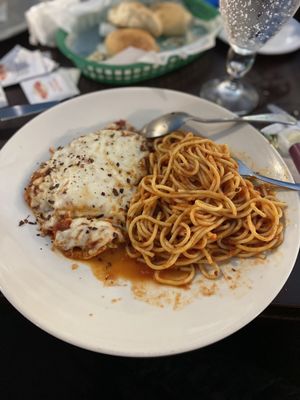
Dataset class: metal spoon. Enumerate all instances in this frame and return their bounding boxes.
[237,159,300,191]
[141,111,297,139]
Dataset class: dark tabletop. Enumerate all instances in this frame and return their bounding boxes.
[1,22,300,400]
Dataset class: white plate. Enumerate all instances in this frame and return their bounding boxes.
[0,88,299,357]
[218,18,300,55]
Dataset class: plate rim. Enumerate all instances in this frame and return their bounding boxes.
[0,87,299,357]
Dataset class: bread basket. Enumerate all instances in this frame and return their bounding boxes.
[55,0,219,85]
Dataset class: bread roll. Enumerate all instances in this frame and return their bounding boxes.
[152,2,193,36]
[105,28,159,56]
[107,2,162,38]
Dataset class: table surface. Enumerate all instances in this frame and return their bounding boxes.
[0,29,300,319]
[3,14,300,398]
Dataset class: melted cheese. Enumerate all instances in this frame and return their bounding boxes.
[27,129,148,230]
[26,129,148,259]
[54,218,122,259]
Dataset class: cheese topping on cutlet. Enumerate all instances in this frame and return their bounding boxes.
[25,129,148,258]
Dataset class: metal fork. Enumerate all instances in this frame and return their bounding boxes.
[237,159,300,191]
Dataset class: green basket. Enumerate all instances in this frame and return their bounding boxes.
[55,0,219,85]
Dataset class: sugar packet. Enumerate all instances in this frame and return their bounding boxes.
[20,68,80,104]
[0,45,58,88]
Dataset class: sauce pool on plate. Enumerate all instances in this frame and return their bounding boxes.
[83,246,154,285]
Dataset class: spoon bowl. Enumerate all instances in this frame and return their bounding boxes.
[141,112,190,139]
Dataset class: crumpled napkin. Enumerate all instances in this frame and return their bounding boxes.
[26,0,113,47]
[261,105,300,158]
[261,104,300,181]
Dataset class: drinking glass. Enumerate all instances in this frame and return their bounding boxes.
[200,0,300,114]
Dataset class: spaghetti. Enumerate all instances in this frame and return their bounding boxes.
[126,132,285,286]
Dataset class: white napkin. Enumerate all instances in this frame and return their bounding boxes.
[261,121,300,157]
[261,105,300,182]
[26,0,113,47]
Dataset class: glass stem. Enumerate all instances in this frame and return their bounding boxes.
[226,47,256,84]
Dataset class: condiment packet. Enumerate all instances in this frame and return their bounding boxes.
[0,85,8,108]
[0,45,58,88]
[20,68,80,104]
[42,53,59,74]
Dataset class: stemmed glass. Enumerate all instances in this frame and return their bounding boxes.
[200,0,300,115]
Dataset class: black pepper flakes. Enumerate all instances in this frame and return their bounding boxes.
[116,162,120,167]
[112,188,119,196]
[119,188,124,194]
[126,178,131,184]
[101,192,106,196]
